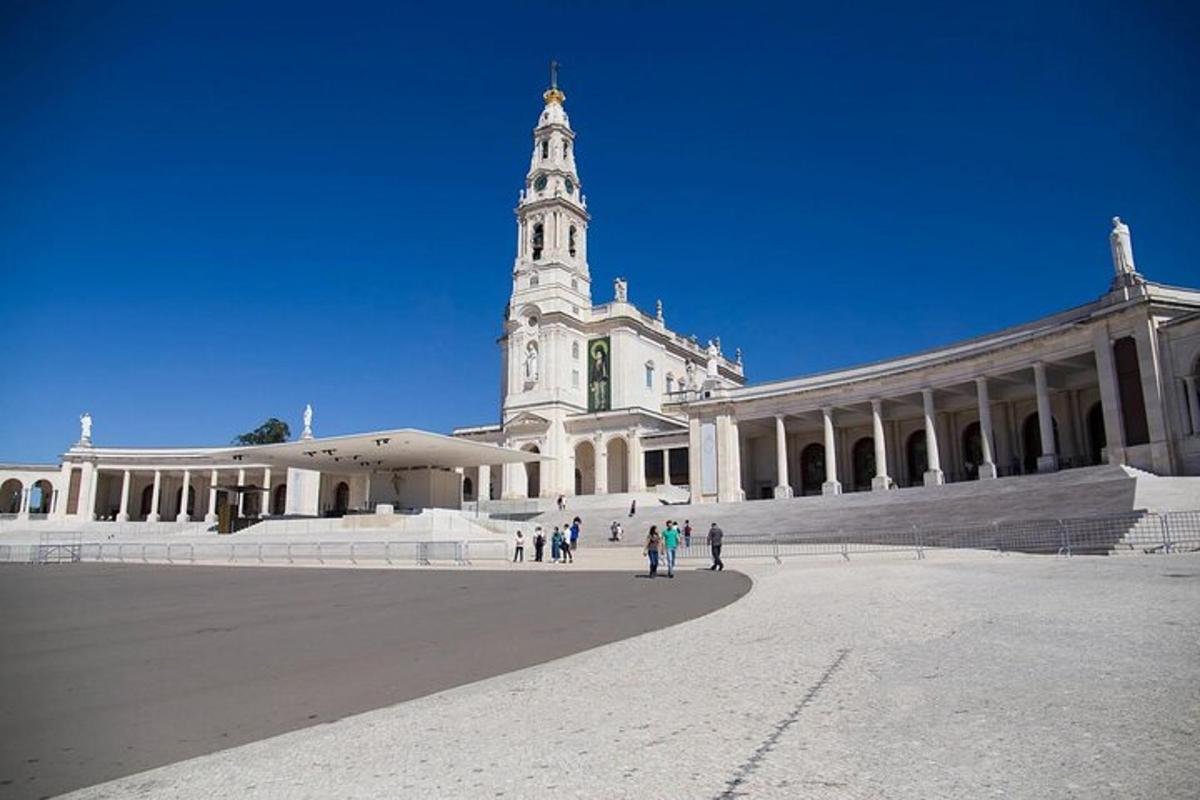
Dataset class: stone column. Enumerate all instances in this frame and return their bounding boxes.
[627,431,646,492]
[148,470,162,522]
[1131,316,1173,473]
[687,416,705,503]
[821,407,841,496]
[729,417,745,502]
[175,472,189,522]
[1185,376,1200,436]
[84,463,99,521]
[116,470,132,521]
[175,472,192,522]
[261,468,272,517]
[975,377,997,479]
[501,462,527,499]
[18,486,30,517]
[662,450,673,486]
[774,415,793,498]
[236,468,247,516]
[716,414,743,502]
[477,464,491,501]
[922,389,944,486]
[871,399,891,490]
[1033,362,1058,472]
[594,435,608,495]
[1092,325,1126,465]
[206,469,219,523]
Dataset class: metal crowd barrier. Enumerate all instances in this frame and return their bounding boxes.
[0,539,511,567]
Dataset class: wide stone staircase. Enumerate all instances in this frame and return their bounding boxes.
[497,466,1200,555]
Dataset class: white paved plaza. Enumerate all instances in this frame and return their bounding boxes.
[64,551,1200,799]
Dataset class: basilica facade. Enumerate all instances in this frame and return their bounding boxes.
[451,78,744,501]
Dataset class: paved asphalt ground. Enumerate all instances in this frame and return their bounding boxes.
[0,563,749,799]
[61,552,1200,800]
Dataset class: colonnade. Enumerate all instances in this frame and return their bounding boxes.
[84,466,277,522]
[696,326,1171,502]
[754,367,1073,499]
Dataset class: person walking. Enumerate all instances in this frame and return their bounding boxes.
[570,517,581,551]
[644,525,662,578]
[662,520,679,578]
[560,523,574,563]
[610,519,620,541]
[533,526,545,562]
[707,522,724,571]
[513,530,525,563]
[683,520,692,549]
[615,521,623,541]
[550,526,563,563]
[629,499,637,517]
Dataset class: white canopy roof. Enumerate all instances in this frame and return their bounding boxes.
[213,428,543,471]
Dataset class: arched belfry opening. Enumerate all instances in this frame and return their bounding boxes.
[532,223,544,261]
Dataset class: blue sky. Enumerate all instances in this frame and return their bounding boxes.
[1,0,1197,462]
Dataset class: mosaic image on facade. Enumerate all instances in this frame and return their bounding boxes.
[588,337,611,412]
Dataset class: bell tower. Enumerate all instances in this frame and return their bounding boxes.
[511,61,591,314]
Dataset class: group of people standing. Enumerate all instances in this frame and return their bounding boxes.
[513,517,581,563]
[643,519,724,578]
[511,514,727,578]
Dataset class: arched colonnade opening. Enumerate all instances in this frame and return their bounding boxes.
[522,444,541,499]
[574,439,595,495]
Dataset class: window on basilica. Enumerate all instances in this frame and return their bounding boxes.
[541,140,549,159]
[532,223,544,260]
[568,226,577,257]
[572,341,580,359]
[645,361,655,389]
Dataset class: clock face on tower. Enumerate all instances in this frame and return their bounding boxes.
[533,175,547,192]
[564,178,574,195]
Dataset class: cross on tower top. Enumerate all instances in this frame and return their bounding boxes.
[550,59,560,90]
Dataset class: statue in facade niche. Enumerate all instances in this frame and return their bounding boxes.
[525,342,539,381]
[1110,216,1136,276]
[655,299,663,322]
[735,347,743,365]
[79,412,93,444]
[685,360,697,389]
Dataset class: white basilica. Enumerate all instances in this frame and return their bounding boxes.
[2,74,1200,523]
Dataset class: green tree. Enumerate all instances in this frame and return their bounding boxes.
[233,418,291,445]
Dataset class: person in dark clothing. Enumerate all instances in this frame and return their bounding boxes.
[629,499,637,517]
[683,520,692,548]
[533,527,545,562]
[707,523,724,571]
